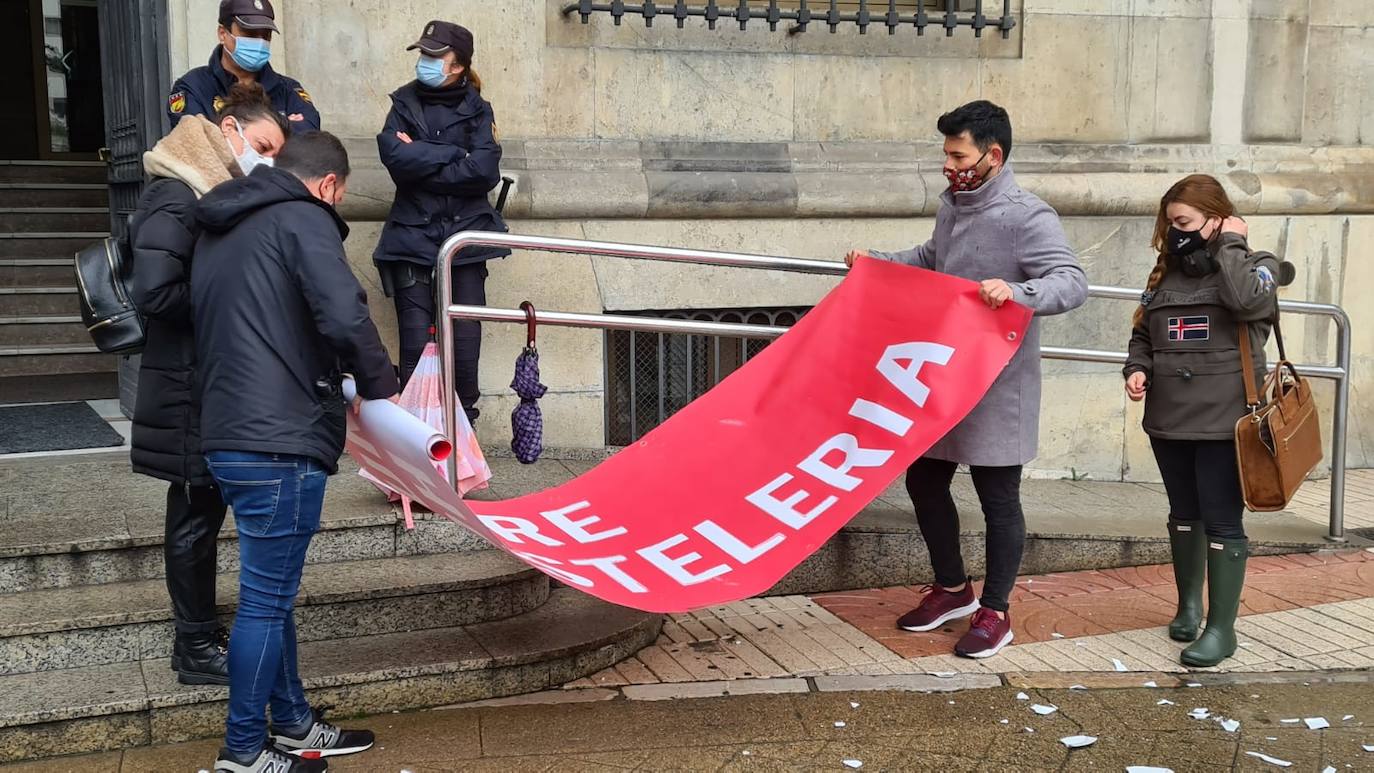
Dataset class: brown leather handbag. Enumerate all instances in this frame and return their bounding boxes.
[1235,317,1323,511]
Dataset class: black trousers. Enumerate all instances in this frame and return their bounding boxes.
[393,262,488,422]
[905,458,1026,613]
[1150,437,1246,539]
[163,482,229,634]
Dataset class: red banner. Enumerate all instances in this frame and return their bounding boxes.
[348,258,1030,612]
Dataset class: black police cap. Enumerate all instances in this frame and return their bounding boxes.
[219,0,279,33]
[407,20,474,62]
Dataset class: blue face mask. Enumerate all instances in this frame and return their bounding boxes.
[416,55,448,88]
[230,36,271,72]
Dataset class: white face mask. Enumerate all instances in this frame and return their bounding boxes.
[230,119,274,176]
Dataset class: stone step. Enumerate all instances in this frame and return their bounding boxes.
[0,316,87,347]
[0,588,662,764]
[0,161,106,185]
[0,372,119,404]
[0,456,495,593]
[0,234,106,259]
[0,287,79,317]
[0,550,548,676]
[0,184,108,208]
[0,208,111,233]
[0,259,75,288]
[0,344,116,379]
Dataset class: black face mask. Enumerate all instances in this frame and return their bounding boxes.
[1166,224,1218,277]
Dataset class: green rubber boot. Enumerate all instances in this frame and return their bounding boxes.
[1167,519,1207,642]
[1181,538,1249,668]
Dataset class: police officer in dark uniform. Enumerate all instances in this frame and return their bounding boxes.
[166,0,320,133]
[374,20,509,423]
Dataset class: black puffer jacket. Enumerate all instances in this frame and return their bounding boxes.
[129,177,212,486]
[192,166,399,471]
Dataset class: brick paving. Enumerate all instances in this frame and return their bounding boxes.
[564,548,1374,690]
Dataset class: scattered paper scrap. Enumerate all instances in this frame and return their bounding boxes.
[1280,719,1301,724]
[1060,735,1097,749]
[843,760,863,769]
[1323,767,1337,773]
[1186,683,1202,688]
[1031,704,1059,716]
[834,722,847,728]
[1157,699,1175,706]
[1112,658,1129,672]
[1051,633,1065,639]
[929,671,957,678]
[1143,681,1158,688]
[1219,719,1241,733]
[1305,717,1330,730]
[741,751,751,756]
[999,719,1009,724]
[1070,685,1087,691]
[1126,767,1175,773]
[1343,715,1355,721]
[1024,727,1035,733]
[850,702,860,709]
[1016,692,1030,701]
[1363,744,1374,752]
[1245,751,1293,767]
[1189,708,1211,720]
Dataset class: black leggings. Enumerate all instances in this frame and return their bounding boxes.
[393,262,488,422]
[1150,437,1246,539]
[905,458,1026,613]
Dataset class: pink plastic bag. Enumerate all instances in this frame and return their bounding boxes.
[359,342,491,528]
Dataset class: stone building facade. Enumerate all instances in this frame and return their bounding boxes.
[165,0,1373,481]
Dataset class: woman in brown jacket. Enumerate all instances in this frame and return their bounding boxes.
[1123,174,1282,668]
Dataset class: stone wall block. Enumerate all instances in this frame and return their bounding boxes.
[1127,15,1213,142]
[791,56,981,143]
[1302,26,1374,146]
[1242,18,1309,143]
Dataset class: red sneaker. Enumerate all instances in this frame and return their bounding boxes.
[896,582,979,632]
[955,607,1014,659]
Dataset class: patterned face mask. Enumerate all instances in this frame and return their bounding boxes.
[943,151,990,193]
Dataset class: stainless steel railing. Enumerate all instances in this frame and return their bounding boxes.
[436,232,1353,542]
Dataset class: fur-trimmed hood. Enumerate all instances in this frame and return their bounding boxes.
[141,114,239,197]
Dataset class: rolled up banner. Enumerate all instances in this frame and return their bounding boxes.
[342,378,453,462]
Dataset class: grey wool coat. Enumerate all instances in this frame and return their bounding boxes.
[870,165,1088,467]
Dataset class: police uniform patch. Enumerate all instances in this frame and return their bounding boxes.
[1167,315,1210,342]
[296,88,313,104]
[212,95,226,114]
[169,92,186,114]
[1256,265,1277,292]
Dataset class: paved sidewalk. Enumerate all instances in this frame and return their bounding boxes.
[9,677,1374,771]
[562,548,1374,692]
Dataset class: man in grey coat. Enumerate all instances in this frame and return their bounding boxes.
[847,100,1088,659]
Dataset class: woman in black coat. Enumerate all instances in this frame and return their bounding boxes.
[374,19,510,423]
[129,83,289,686]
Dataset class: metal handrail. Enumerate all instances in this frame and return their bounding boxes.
[436,231,1352,542]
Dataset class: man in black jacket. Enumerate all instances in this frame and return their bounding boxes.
[191,131,397,773]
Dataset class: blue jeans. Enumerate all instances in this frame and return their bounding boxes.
[206,451,325,756]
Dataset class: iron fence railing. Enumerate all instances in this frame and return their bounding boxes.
[436,232,1353,542]
[561,0,1017,37]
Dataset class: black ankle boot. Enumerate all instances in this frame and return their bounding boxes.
[176,630,230,686]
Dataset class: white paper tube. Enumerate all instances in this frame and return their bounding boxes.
[342,378,452,462]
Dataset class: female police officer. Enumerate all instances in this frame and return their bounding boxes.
[1123,174,1284,668]
[374,20,509,422]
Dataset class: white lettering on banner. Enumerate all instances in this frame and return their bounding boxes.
[478,516,565,547]
[511,551,595,587]
[797,434,894,492]
[694,520,784,564]
[638,534,733,586]
[746,473,838,530]
[849,398,914,436]
[877,342,955,409]
[541,501,628,544]
[571,555,648,593]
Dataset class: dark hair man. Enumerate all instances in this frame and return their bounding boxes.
[167,0,320,133]
[192,131,397,773]
[846,100,1088,659]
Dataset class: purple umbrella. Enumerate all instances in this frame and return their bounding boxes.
[510,302,546,464]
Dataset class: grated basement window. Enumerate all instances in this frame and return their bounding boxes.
[563,1,1015,38]
[605,306,809,445]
